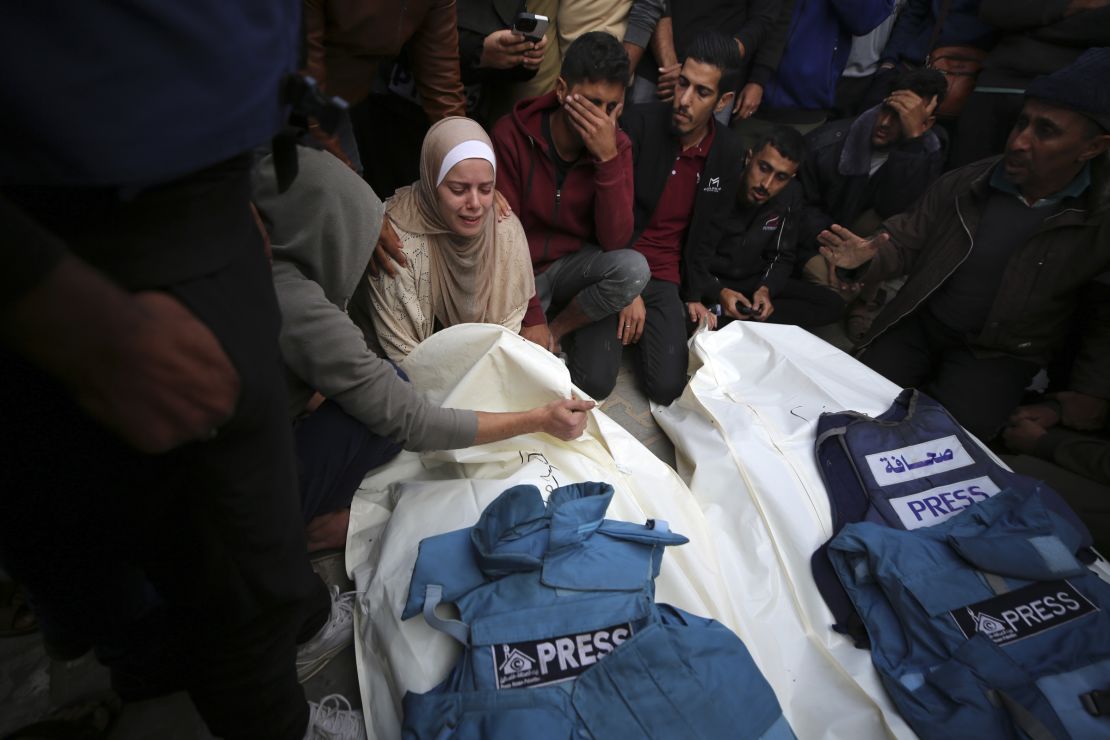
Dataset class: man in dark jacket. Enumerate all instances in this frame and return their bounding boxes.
[799,68,949,263]
[692,127,846,328]
[819,49,1110,440]
[492,31,647,399]
[577,32,745,403]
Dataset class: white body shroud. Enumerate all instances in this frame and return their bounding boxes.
[346,323,915,740]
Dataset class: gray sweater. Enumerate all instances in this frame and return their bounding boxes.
[254,147,477,451]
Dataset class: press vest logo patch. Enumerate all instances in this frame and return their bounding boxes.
[888,476,1001,529]
[491,622,633,689]
[865,435,973,487]
[950,580,1097,646]
[703,176,721,193]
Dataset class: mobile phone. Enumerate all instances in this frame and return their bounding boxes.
[512,12,549,42]
[735,301,757,317]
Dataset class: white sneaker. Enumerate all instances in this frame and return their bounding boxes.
[296,586,356,683]
[303,694,367,740]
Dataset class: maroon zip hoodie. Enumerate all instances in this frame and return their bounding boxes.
[492,92,634,325]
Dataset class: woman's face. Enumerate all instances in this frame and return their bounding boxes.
[436,158,495,237]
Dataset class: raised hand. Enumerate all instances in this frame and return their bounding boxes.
[885,89,938,140]
[818,225,888,271]
[564,94,622,162]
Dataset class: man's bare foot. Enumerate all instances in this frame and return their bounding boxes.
[547,297,591,345]
[306,508,351,553]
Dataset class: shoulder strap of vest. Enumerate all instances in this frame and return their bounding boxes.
[422,583,471,646]
[988,689,1059,740]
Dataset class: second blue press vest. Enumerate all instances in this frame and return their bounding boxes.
[829,487,1110,739]
[811,389,1092,640]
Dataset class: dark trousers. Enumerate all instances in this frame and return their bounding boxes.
[721,277,846,329]
[0,164,328,740]
[295,400,403,523]
[572,279,689,404]
[859,310,1039,441]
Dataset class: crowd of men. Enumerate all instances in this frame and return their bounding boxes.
[1,1,1108,738]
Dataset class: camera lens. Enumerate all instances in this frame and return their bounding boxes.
[518,18,536,31]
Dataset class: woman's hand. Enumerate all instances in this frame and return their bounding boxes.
[539,397,595,440]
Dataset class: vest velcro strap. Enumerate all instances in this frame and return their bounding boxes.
[982,571,1010,596]
[423,584,470,646]
[1081,689,1110,717]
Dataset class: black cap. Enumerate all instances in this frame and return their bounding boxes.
[1026,48,1110,133]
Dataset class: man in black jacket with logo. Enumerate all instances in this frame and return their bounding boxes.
[575,32,744,404]
[691,126,846,329]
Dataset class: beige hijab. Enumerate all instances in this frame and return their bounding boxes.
[386,116,533,327]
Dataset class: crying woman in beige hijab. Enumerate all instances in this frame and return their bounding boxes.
[364,116,536,362]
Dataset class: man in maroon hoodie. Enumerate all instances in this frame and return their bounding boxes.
[492,31,647,400]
